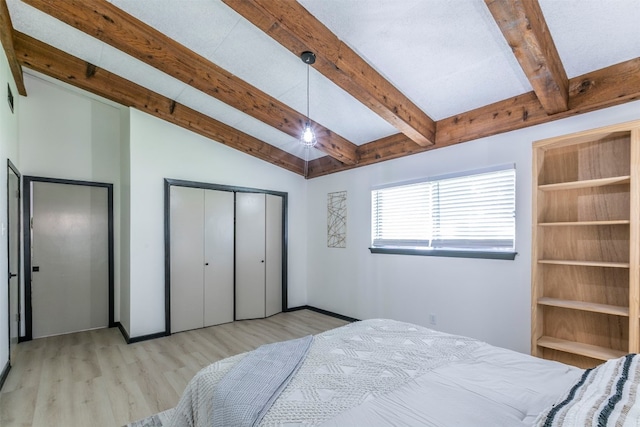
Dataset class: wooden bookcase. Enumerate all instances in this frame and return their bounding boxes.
[531,120,640,368]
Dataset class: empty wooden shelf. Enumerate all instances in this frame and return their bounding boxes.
[531,120,640,368]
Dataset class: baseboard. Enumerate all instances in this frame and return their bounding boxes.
[116,321,167,344]
[128,331,168,344]
[0,360,11,392]
[116,321,130,343]
[286,305,359,323]
[116,307,353,345]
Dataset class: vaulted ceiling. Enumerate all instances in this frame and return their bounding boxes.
[2,0,639,178]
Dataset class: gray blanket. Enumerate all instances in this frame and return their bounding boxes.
[210,335,313,427]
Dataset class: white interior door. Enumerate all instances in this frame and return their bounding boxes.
[170,186,205,333]
[8,166,20,358]
[235,192,266,320]
[265,194,283,317]
[203,189,234,327]
[31,182,109,339]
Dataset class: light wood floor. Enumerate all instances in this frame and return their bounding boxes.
[0,309,348,427]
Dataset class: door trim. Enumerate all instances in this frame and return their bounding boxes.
[6,160,20,353]
[164,178,288,336]
[23,176,115,341]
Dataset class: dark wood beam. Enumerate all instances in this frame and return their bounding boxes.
[485,0,568,114]
[22,0,358,165]
[0,0,26,95]
[308,58,640,178]
[222,0,436,147]
[13,31,305,176]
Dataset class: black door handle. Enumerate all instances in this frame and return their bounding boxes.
[32,266,40,272]
[9,273,16,278]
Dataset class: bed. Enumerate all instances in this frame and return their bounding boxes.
[169,319,640,426]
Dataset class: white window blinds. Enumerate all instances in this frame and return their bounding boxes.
[372,167,515,253]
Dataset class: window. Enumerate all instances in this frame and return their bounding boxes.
[371,165,516,260]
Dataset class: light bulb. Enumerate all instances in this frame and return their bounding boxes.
[301,122,317,147]
[302,126,314,143]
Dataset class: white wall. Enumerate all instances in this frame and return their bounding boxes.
[0,40,21,374]
[127,109,307,337]
[306,100,640,354]
[119,108,131,334]
[18,72,122,322]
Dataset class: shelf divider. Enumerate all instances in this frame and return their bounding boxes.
[538,220,630,227]
[538,176,630,192]
[538,297,629,317]
[538,259,630,268]
[537,336,628,361]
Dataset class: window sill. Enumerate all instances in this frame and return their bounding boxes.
[368,247,517,260]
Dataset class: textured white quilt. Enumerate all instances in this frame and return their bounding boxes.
[171,319,581,426]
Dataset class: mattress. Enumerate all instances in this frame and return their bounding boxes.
[170,319,582,426]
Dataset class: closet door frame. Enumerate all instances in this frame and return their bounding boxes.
[163,178,288,336]
[23,176,115,341]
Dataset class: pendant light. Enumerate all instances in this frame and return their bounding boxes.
[300,51,317,148]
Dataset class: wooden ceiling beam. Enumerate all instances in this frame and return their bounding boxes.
[222,0,436,147]
[13,31,305,176]
[22,0,357,165]
[438,58,640,146]
[0,0,26,95]
[308,58,640,178]
[307,133,417,178]
[485,0,569,114]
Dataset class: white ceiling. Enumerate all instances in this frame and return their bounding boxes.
[7,0,640,162]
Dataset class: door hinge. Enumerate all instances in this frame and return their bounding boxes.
[30,217,33,229]
[15,189,19,198]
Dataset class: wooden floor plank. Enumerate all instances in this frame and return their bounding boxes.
[0,310,349,426]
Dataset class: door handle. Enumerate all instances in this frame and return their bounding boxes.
[32,266,40,272]
[9,273,17,278]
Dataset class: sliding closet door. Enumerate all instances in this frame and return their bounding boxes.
[265,194,283,317]
[235,193,266,320]
[203,190,234,327]
[170,186,205,333]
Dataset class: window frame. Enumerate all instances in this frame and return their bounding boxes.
[369,164,517,260]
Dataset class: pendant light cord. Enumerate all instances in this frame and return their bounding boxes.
[306,63,310,120]
[304,61,310,178]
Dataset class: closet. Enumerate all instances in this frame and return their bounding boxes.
[170,187,234,333]
[168,182,284,334]
[235,193,283,320]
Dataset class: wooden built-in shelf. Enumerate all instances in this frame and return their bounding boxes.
[538,176,630,192]
[538,297,629,317]
[538,259,630,268]
[537,336,627,361]
[532,121,640,368]
[538,220,630,227]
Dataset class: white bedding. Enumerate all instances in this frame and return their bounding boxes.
[321,344,581,426]
[171,319,582,427]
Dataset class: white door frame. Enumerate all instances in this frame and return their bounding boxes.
[164,178,288,335]
[22,176,114,341]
